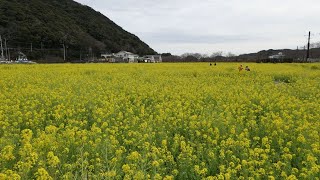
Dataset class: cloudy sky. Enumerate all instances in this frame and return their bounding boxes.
[75,0,320,55]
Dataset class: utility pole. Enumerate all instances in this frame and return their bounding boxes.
[0,35,4,60]
[306,31,310,61]
[4,38,8,60]
[63,42,66,61]
[89,47,92,62]
[296,46,299,62]
[8,48,10,61]
[61,34,68,62]
[41,42,43,59]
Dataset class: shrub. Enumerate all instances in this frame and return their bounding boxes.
[273,74,295,83]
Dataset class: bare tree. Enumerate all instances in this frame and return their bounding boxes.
[226,52,236,57]
[310,41,320,48]
[193,53,203,59]
[181,53,207,59]
[210,51,223,58]
[181,53,192,58]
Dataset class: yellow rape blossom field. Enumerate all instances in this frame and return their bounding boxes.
[0,63,319,179]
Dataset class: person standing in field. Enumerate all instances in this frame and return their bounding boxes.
[245,66,250,71]
[238,64,243,72]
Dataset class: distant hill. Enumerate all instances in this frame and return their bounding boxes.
[161,48,320,62]
[0,0,156,61]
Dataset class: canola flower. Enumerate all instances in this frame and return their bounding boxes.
[0,63,319,179]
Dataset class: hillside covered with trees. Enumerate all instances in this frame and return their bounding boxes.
[0,0,156,62]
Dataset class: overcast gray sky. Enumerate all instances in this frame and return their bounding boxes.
[75,0,320,55]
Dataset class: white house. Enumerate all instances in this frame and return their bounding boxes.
[101,51,139,63]
[101,52,163,63]
[269,52,285,59]
[114,51,139,63]
[144,55,162,63]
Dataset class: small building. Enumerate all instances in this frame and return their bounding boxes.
[101,51,139,63]
[307,58,320,62]
[144,55,162,63]
[269,52,285,60]
[15,51,36,64]
[101,54,115,62]
[114,51,139,63]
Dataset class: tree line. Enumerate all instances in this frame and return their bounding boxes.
[161,46,320,63]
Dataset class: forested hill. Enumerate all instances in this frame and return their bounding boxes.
[0,0,156,59]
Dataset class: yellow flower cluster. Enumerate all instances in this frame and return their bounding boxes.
[0,63,319,179]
